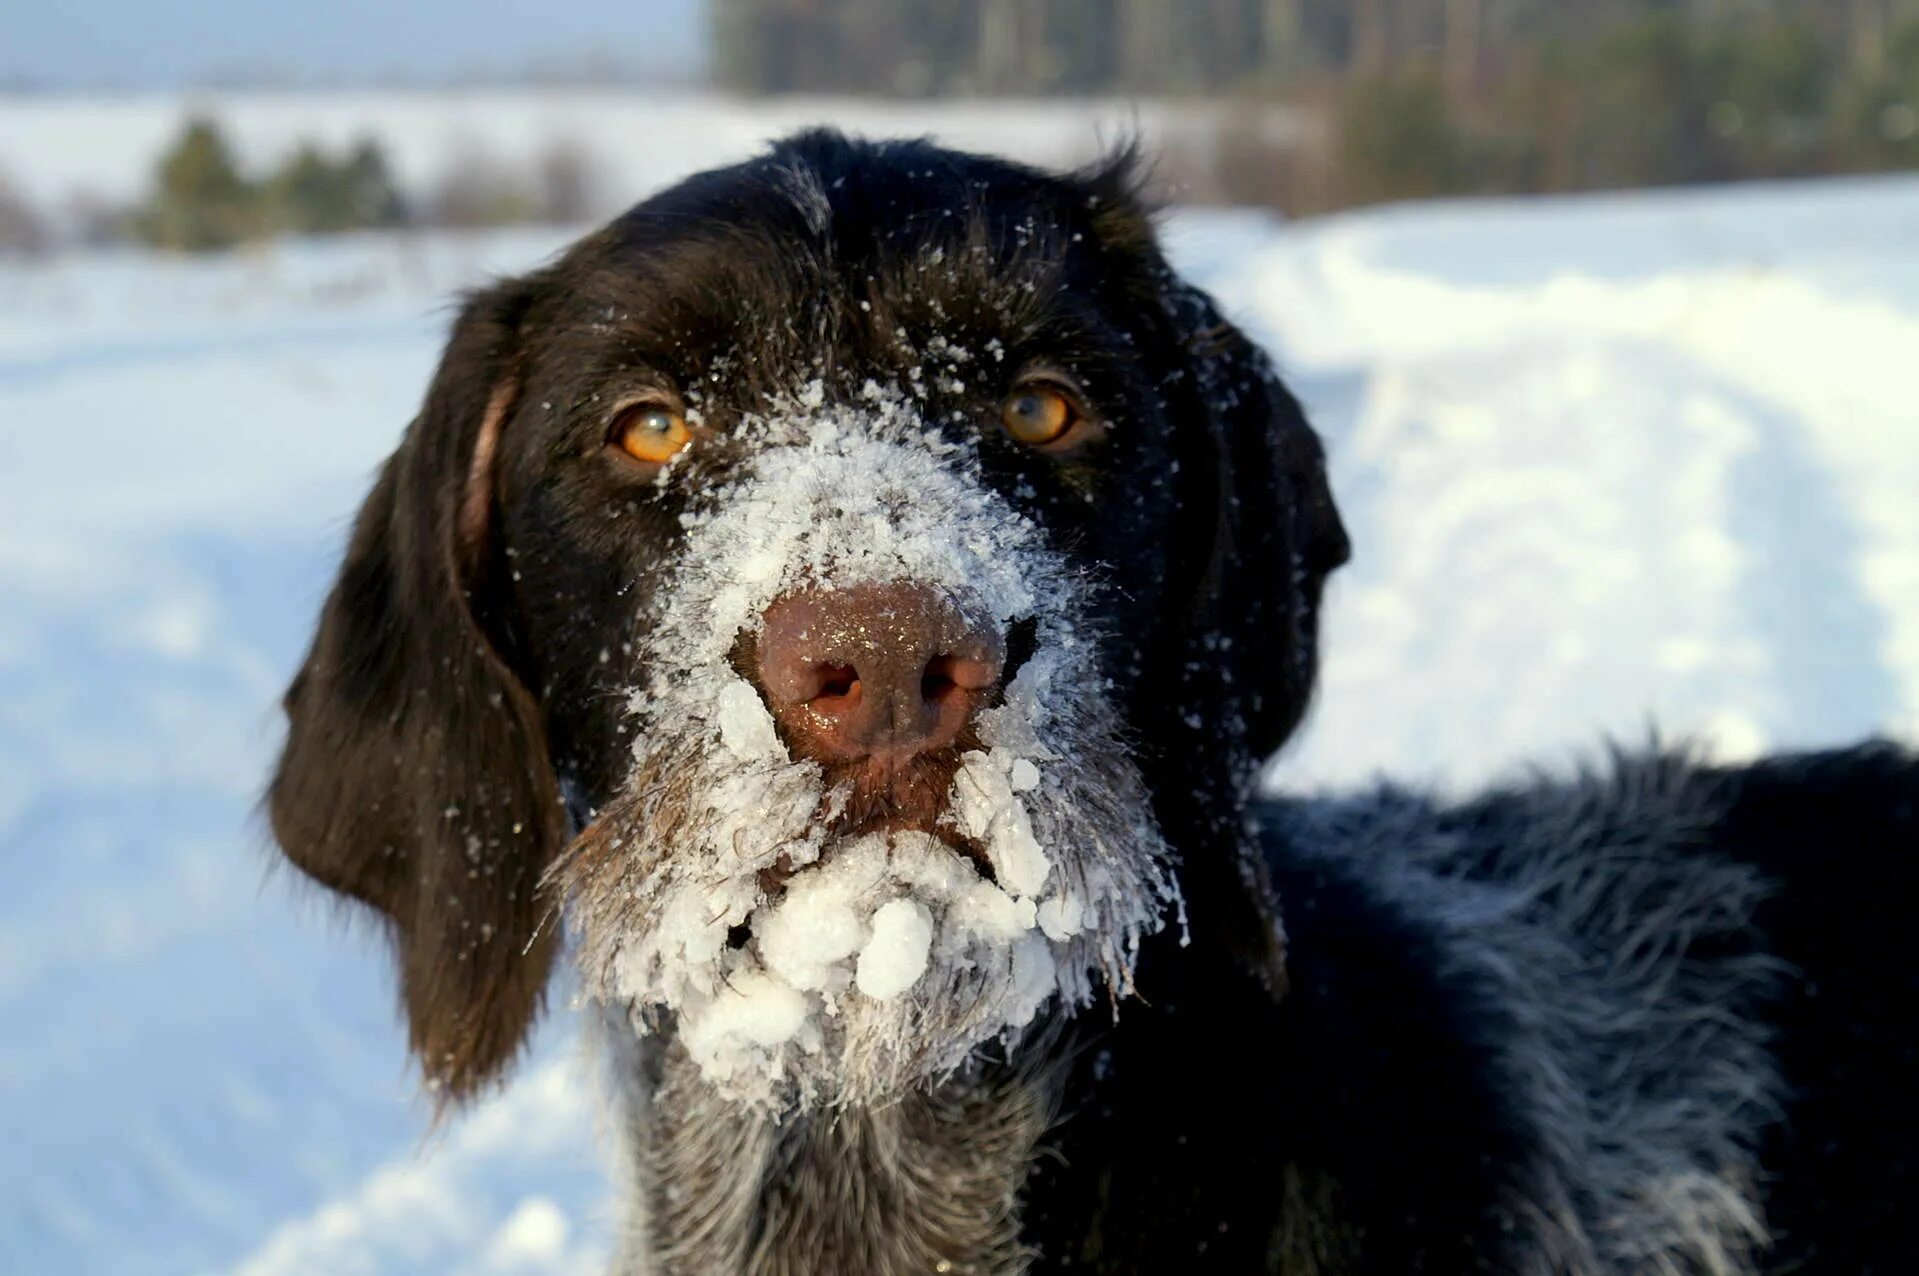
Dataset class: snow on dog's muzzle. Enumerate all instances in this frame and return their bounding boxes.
[551,385,1179,1110]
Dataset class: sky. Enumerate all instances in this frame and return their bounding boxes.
[0,0,707,90]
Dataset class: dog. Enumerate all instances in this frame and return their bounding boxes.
[270,130,1918,1273]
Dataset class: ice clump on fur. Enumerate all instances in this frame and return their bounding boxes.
[953,746,1052,898]
[714,679,781,760]
[857,900,934,1000]
[553,381,1179,1110]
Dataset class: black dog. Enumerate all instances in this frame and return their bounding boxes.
[271,131,1918,1273]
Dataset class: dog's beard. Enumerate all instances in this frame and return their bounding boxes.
[552,387,1178,1111]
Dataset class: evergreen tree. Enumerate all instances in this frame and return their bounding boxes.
[342,140,408,229]
[270,144,356,233]
[137,118,260,251]
[268,139,408,234]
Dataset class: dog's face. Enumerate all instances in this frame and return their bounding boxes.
[270,132,1347,1111]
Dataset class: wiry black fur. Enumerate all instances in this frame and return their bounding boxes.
[1704,744,1919,1274]
[1028,743,1918,1275]
[269,129,1919,1273]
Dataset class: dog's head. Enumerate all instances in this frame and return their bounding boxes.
[270,131,1346,1112]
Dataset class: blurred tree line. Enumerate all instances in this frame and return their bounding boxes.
[126,118,603,251]
[134,120,408,250]
[715,0,1919,211]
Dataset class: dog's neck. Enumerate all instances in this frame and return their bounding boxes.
[605,1026,1062,1276]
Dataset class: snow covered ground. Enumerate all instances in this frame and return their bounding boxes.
[3,157,1916,1272]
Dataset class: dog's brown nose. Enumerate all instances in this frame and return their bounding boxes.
[756,583,1003,765]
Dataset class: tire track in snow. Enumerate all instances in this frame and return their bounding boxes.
[1721,382,1901,750]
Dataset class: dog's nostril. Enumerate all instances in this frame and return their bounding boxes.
[921,655,958,704]
[813,664,859,702]
[922,652,996,705]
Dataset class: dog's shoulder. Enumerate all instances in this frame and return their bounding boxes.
[1691,740,1919,1272]
[1248,740,1919,1274]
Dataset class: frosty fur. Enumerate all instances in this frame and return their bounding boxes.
[591,746,1837,1275]
[551,393,1177,1112]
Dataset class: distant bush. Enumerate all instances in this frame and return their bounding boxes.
[0,166,48,256]
[428,144,540,228]
[133,118,415,252]
[1698,17,1828,179]
[1829,21,1919,172]
[266,139,408,234]
[1332,66,1466,206]
[425,138,605,228]
[1570,14,1709,190]
[535,138,599,224]
[134,118,262,250]
[60,190,135,249]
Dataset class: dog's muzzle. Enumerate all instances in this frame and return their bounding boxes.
[554,399,1178,1110]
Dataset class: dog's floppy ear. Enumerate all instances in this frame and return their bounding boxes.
[1161,278,1350,779]
[270,278,562,1104]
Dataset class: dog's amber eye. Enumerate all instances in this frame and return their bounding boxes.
[613,406,692,465]
[1000,384,1077,447]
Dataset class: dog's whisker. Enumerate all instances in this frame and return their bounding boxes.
[522,901,561,957]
